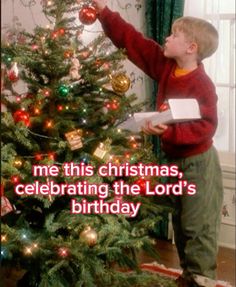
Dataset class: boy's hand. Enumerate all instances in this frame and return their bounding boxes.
[142,120,168,136]
[92,0,107,13]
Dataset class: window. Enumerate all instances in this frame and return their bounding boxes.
[184,0,235,155]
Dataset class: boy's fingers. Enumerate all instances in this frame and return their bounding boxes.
[141,125,150,134]
[156,123,168,130]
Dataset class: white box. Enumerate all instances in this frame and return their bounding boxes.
[119,99,201,133]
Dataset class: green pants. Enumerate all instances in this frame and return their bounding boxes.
[161,146,223,283]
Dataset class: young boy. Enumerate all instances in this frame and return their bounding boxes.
[93,1,223,286]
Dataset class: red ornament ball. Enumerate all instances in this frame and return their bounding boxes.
[134,178,147,195]
[79,6,97,25]
[13,110,31,127]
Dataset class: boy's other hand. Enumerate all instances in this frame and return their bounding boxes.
[93,0,107,13]
[142,121,168,136]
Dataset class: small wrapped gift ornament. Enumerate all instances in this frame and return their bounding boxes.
[65,129,83,151]
[93,139,112,161]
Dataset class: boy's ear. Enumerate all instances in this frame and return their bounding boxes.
[187,42,198,54]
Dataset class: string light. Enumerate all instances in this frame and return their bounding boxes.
[31,44,39,50]
[132,143,138,149]
[51,31,58,39]
[125,152,131,159]
[58,28,65,36]
[114,157,121,164]
[24,247,33,255]
[24,242,38,256]
[34,107,41,115]
[32,243,38,249]
[42,89,51,97]
[58,247,69,258]
[45,119,53,129]
[16,96,21,103]
[40,36,46,42]
[1,247,7,258]
[57,105,63,111]
[21,233,28,240]
[130,156,136,163]
[48,152,56,161]
[47,0,53,6]
[34,153,43,161]
[11,175,20,184]
[1,235,7,242]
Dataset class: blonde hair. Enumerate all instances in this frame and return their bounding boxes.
[172,16,219,61]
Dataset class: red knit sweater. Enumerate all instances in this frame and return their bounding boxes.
[99,7,218,158]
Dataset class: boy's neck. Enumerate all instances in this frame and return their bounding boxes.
[175,59,198,71]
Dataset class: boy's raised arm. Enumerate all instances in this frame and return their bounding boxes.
[92,1,168,81]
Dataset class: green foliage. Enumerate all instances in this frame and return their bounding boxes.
[1,1,173,286]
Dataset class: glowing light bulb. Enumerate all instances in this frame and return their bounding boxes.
[25,247,32,255]
[58,247,69,257]
[22,234,27,240]
[16,96,21,102]
[48,152,55,161]
[57,105,63,111]
[1,235,7,242]
[34,107,41,115]
[45,120,53,129]
[34,153,43,161]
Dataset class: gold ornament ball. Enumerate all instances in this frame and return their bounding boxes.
[111,73,131,94]
[79,226,98,247]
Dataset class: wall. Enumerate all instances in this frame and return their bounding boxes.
[218,153,236,249]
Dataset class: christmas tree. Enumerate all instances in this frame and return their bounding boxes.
[1,1,174,286]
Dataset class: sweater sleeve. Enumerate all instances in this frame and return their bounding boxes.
[161,82,218,146]
[98,7,167,81]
